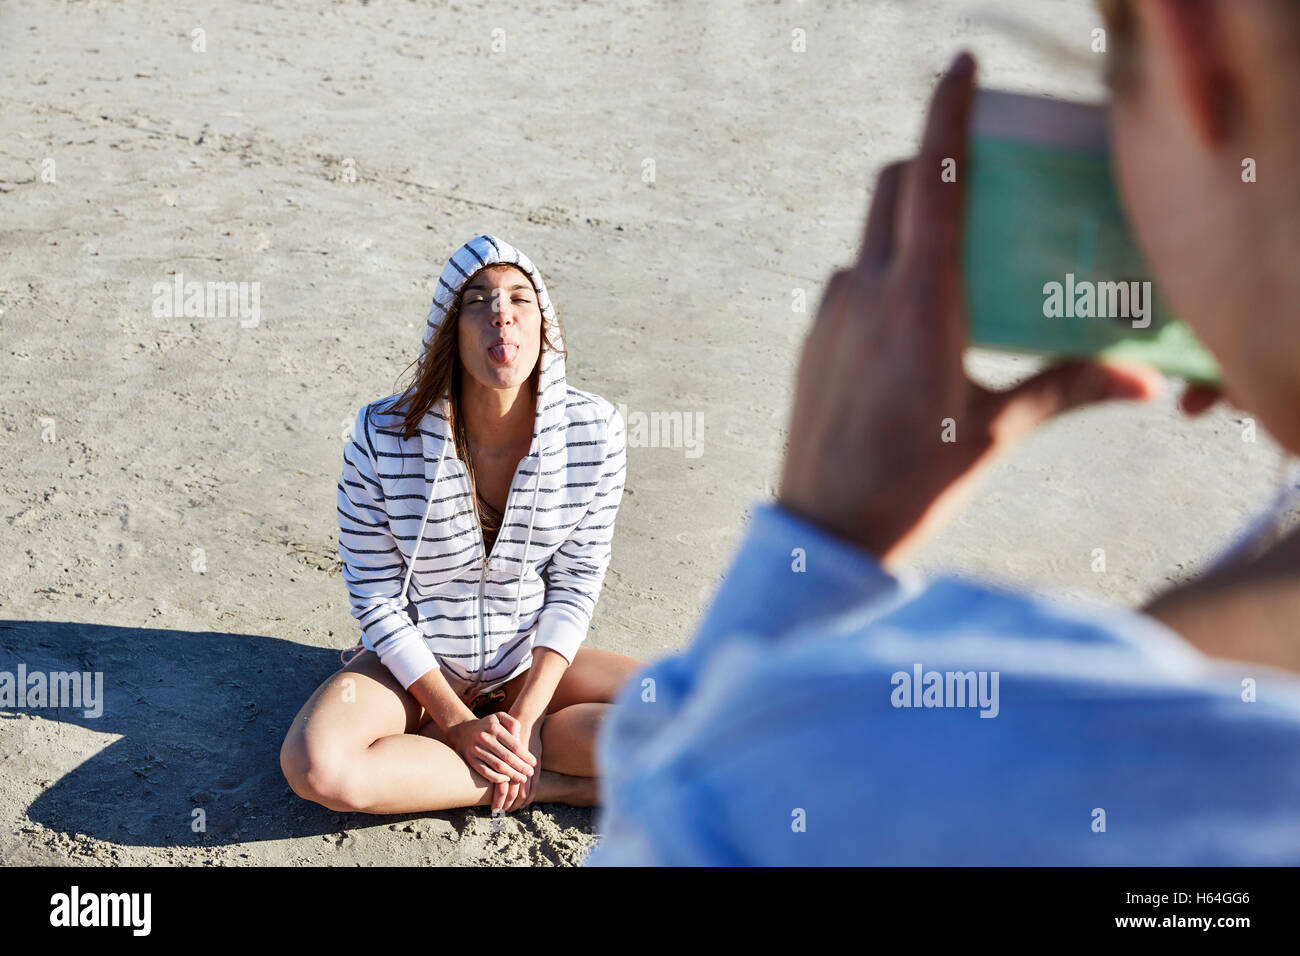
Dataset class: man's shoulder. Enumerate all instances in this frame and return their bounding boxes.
[603,576,1300,864]
[876,573,1206,668]
[612,570,1300,798]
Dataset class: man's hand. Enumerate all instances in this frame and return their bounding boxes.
[777,51,1162,568]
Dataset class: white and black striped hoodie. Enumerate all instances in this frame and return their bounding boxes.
[336,234,627,697]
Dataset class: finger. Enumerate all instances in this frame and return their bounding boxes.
[514,767,534,810]
[495,712,521,735]
[488,738,530,780]
[493,723,540,775]
[500,774,518,812]
[1180,384,1222,416]
[858,160,908,268]
[810,267,854,336]
[897,52,976,276]
[475,744,529,782]
[495,715,537,764]
[472,755,511,785]
[492,723,536,769]
[474,752,516,784]
[987,360,1163,445]
[489,721,521,752]
[493,781,506,814]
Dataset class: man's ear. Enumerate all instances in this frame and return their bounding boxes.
[1141,0,1238,145]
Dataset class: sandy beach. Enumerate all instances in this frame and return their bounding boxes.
[1,0,1289,866]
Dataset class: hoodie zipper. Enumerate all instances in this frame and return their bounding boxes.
[472,444,536,687]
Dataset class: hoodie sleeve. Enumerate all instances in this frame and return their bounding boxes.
[535,405,627,664]
[337,404,440,690]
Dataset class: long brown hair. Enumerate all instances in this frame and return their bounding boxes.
[381,264,566,530]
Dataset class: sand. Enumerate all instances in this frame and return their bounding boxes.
[0,0,1288,866]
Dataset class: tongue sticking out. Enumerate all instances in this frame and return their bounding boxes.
[488,343,518,365]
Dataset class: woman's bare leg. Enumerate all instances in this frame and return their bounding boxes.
[538,703,608,777]
[279,650,593,813]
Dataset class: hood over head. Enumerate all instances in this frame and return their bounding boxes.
[421,233,567,451]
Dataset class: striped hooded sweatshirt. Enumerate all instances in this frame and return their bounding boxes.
[336,234,627,697]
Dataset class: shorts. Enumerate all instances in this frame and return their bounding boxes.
[464,687,508,718]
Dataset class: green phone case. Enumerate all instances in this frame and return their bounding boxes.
[961,89,1220,385]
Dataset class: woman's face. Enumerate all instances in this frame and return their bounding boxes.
[456,264,543,393]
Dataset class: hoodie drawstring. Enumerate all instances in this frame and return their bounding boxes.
[510,453,543,626]
[403,441,450,609]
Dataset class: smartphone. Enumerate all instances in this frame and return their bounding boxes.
[961,89,1221,385]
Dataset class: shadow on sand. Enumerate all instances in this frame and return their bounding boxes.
[2,619,591,848]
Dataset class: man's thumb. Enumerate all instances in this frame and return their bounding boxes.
[988,360,1163,443]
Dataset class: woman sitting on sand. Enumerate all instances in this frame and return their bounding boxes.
[281,233,640,815]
